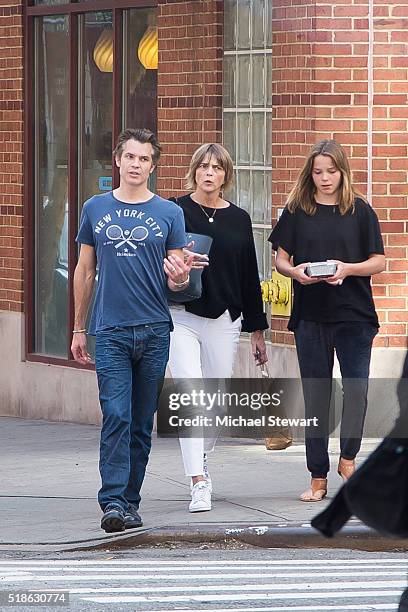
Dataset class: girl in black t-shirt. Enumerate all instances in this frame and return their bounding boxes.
[269,139,385,502]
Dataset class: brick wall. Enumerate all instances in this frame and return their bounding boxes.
[157,0,223,196]
[372,1,408,348]
[271,0,408,349]
[0,0,223,317]
[271,0,317,346]
[0,1,23,313]
[2,0,407,352]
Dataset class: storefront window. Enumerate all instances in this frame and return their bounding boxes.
[223,0,272,281]
[123,9,157,135]
[29,3,158,361]
[33,15,69,357]
[78,11,113,206]
[123,9,158,190]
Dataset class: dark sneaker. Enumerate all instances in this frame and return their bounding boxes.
[124,504,143,529]
[101,504,125,533]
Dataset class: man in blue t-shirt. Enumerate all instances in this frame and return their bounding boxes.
[71,128,192,533]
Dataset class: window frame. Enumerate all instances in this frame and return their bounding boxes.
[24,0,158,367]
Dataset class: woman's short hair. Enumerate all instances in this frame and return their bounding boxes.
[185,143,234,192]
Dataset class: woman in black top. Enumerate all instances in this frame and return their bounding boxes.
[269,139,385,502]
[168,143,269,513]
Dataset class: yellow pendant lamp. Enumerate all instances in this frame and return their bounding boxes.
[93,28,113,73]
[138,26,158,70]
[93,24,158,73]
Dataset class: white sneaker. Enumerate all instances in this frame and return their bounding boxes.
[189,481,212,512]
[189,454,213,493]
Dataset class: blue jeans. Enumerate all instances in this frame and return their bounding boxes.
[95,323,170,511]
[294,320,377,478]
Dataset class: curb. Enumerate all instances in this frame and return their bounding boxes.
[1,522,407,553]
[90,523,408,553]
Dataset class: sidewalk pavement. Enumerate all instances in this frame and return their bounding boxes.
[1,417,406,552]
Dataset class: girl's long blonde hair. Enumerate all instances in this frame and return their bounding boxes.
[286,140,365,215]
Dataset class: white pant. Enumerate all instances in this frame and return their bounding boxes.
[168,306,241,476]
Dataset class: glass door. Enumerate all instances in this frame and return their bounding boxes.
[33,14,69,357]
[122,8,158,189]
[78,11,113,209]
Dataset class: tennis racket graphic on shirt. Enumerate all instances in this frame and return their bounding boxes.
[106,225,149,249]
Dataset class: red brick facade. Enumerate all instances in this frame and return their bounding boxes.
[0,1,23,313]
[0,0,407,352]
[157,0,223,196]
[271,0,408,348]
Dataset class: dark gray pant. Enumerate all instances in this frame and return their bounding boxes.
[294,320,377,478]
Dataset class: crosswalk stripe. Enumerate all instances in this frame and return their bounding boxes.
[1,557,402,611]
[0,559,405,565]
[81,590,402,603]
[0,563,406,572]
[121,606,396,612]
[63,579,406,593]
[1,571,406,582]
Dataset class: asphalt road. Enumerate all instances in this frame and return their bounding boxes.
[0,547,406,611]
